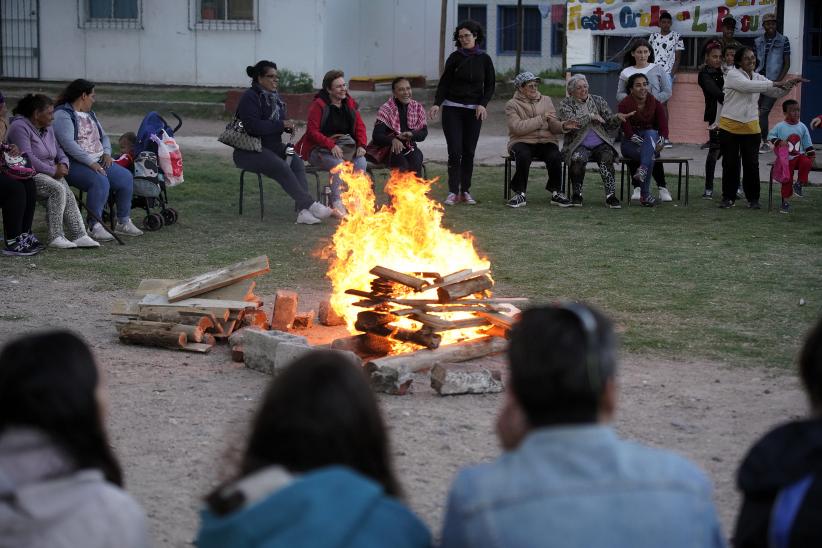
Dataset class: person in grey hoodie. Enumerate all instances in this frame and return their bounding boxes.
[0,331,150,548]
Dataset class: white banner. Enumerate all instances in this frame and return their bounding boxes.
[567,0,778,36]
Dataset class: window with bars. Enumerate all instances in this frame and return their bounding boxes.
[79,0,141,30]
[497,6,541,55]
[194,0,257,30]
[457,4,487,34]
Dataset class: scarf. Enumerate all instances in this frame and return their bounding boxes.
[253,82,285,121]
[376,98,426,135]
[620,93,658,128]
[458,46,484,56]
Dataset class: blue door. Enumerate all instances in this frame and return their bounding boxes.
[802,0,822,143]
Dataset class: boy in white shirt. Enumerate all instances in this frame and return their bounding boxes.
[648,11,683,147]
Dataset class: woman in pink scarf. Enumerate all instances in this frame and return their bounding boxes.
[368,77,428,176]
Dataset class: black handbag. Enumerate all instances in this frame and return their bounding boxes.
[218,116,262,152]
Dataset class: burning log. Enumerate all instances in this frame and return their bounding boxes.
[422,268,491,291]
[358,322,441,350]
[436,274,494,303]
[354,311,397,331]
[368,266,427,291]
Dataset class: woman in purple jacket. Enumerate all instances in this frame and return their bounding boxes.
[7,94,98,249]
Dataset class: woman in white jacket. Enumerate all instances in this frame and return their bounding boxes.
[718,47,803,209]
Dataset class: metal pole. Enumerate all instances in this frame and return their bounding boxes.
[439,0,448,75]
[515,0,523,75]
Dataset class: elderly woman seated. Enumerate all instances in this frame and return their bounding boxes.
[557,74,633,208]
[367,77,427,176]
[504,71,578,208]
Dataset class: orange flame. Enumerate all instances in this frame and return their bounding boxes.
[325,163,491,350]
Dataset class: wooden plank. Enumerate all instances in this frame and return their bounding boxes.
[476,311,515,329]
[167,256,270,302]
[112,299,140,316]
[409,313,455,331]
[134,279,180,297]
[423,268,490,291]
[140,294,259,311]
[369,266,427,291]
[437,274,494,303]
[196,279,256,301]
[181,342,213,354]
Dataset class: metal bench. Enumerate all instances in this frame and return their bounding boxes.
[619,157,692,206]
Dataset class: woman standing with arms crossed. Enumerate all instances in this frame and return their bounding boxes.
[429,20,495,206]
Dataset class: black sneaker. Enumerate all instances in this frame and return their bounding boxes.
[780,201,792,214]
[719,199,735,209]
[506,193,527,208]
[793,182,804,198]
[21,232,44,251]
[640,195,658,207]
[702,189,713,199]
[748,200,761,210]
[605,194,621,209]
[571,193,584,207]
[550,192,573,208]
[2,236,40,257]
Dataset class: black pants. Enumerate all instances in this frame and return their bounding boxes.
[233,147,315,212]
[720,130,760,202]
[441,106,483,194]
[388,147,424,177]
[0,174,36,241]
[509,142,562,194]
[759,95,777,143]
[704,129,723,191]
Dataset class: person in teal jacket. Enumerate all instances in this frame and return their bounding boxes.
[196,350,431,548]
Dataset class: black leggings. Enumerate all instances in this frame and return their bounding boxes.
[233,147,315,212]
[719,130,760,202]
[388,147,425,177]
[704,129,722,191]
[509,142,562,194]
[441,106,483,194]
[0,174,36,241]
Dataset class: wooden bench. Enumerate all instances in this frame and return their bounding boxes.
[618,157,692,206]
[348,74,426,92]
[502,154,572,201]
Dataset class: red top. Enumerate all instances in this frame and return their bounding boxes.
[295,93,367,160]
[618,94,669,140]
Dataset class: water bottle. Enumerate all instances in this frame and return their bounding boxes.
[322,185,332,206]
[284,142,295,166]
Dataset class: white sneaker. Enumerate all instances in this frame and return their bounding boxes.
[631,187,641,201]
[89,223,115,241]
[115,219,144,236]
[659,187,673,202]
[72,235,101,248]
[308,201,337,220]
[296,209,321,224]
[49,236,77,249]
[331,199,348,218]
[444,193,458,205]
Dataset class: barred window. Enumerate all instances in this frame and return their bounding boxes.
[194,0,258,31]
[498,6,542,55]
[79,0,142,30]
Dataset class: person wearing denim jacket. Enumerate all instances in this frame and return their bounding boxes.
[755,13,791,151]
[440,303,726,548]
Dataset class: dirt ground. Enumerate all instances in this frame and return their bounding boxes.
[0,270,807,547]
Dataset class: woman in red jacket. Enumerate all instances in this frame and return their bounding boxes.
[295,70,367,217]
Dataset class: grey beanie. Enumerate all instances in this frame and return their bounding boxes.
[513,71,540,88]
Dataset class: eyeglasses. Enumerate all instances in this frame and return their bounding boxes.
[458,33,474,39]
[523,82,539,89]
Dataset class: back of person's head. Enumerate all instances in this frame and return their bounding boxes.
[800,317,822,412]
[453,19,485,47]
[11,93,53,118]
[0,330,123,486]
[508,303,617,427]
[734,46,754,68]
[322,69,345,92]
[722,15,737,30]
[623,38,655,68]
[246,60,277,83]
[119,131,137,145]
[782,99,799,113]
[240,350,400,496]
[56,78,95,106]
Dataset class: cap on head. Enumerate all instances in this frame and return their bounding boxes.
[514,71,540,89]
[762,13,777,23]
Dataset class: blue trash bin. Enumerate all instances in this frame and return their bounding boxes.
[568,62,622,112]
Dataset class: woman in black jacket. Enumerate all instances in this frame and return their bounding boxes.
[234,60,336,225]
[697,42,725,199]
[429,20,495,206]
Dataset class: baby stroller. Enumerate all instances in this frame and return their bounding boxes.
[131,111,183,231]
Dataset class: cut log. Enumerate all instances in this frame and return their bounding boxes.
[111,299,140,316]
[116,322,187,349]
[355,311,397,331]
[202,333,217,346]
[369,266,427,291]
[292,312,314,330]
[167,256,270,302]
[271,290,298,330]
[141,294,258,311]
[393,328,441,349]
[436,274,494,303]
[170,324,204,343]
[366,335,507,376]
[196,279,256,301]
[177,309,230,322]
[475,311,514,330]
[424,268,490,291]
[241,309,269,330]
[408,313,455,331]
[438,317,492,331]
[482,325,508,339]
[181,342,213,354]
[318,300,346,326]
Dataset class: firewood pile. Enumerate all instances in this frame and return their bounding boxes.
[342,265,524,354]
[112,256,271,353]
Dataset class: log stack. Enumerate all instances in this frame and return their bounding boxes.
[112,256,270,353]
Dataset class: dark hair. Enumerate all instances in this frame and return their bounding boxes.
[56,78,95,106]
[322,69,345,92]
[508,304,617,427]
[703,40,722,58]
[11,93,53,118]
[237,350,399,493]
[623,38,655,68]
[246,60,277,84]
[800,317,822,410]
[391,76,410,91]
[659,11,672,22]
[734,46,755,68]
[722,16,737,29]
[0,331,123,486]
[119,131,137,145]
[722,45,738,59]
[453,20,485,47]
[625,72,649,94]
[782,99,799,113]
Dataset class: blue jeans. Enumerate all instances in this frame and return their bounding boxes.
[307,149,366,201]
[66,161,134,225]
[620,129,659,199]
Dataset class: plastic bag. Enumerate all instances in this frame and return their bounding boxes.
[150,130,184,186]
[772,144,791,184]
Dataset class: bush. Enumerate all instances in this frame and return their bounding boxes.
[278,69,314,93]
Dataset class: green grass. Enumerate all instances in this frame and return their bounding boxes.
[539,83,567,97]
[7,154,821,369]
